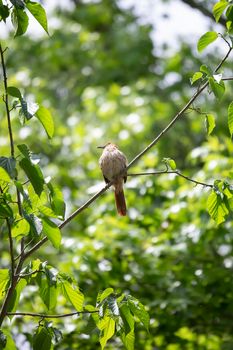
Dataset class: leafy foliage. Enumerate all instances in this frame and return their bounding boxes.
[0,0,233,349]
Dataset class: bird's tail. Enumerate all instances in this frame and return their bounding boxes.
[114,187,127,216]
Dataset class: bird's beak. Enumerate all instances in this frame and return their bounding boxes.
[97,145,105,149]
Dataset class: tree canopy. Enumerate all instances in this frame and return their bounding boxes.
[0,0,233,349]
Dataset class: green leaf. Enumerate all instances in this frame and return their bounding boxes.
[26,1,49,34]
[205,114,216,135]
[7,86,22,99]
[35,106,54,139]
[25,214,43,236]
[7,279,27,313]
[2,330,17,350]
[190,71,203,85]
[107,296,119,316]
[120,303,135,335]
[42,217,61,249]
[12,218,30,238]
[208,77,225,100]
[19,98,35,123]
[128,296,150,331]
[19,158,44,196]
[121,329,135,350]
[33,326,52,350]
[0,203,13,219]
[0,269,10,301]
[213,1,229,22]
[39,278,57,310]
[17,144,32,160]
[228,101,233,137]
[9,0,25,9]
[207,190,229,225]
[98,316,115,350]
[200,64,212,76]
[60,280,84,312]
[0,330,7,349]
[47,183,66,219]
[11,8,29,37]
[0,4,10,22]
[197,31,218,52]
[0,157,16,179]
[97,288,114,304]
[39,205,59,218]
[0,167,11,183]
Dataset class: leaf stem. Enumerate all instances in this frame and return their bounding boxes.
[6,310,99,319]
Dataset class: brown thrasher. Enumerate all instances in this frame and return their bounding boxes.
[98,142,127,216]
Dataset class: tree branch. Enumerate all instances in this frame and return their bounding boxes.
[127,170,213,188]
[7,310,99,319]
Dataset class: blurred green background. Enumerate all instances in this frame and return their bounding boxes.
[1,0,233,348]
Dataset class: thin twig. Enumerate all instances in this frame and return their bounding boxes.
[6,219,15,277]
[128,170,213,188]
[215,44,232,73]
[6,310,99,319]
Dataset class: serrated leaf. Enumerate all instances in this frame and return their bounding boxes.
[19,158,44,196]
[26,1,49,34]
[208,77,225,100]
[128,296,150,331]
[17,144,31,160]
[108,296,119,316]
[228,101,233,137]
[0,166,11,183]
[0,157,16,179]
[205,114,216,135]
[99,316,115,350]
[121,329,135,350]
[97,288,114,304]
[60,280,84,312]
[213,1,229,22]
[7,86,22,99]
[12,218,30,238]
[47,183,66,219]
[11,8,29,37]
[33,326,52,350]
[190,71,203,85]
[42,217,61,249]
[39,278,57,310]
[197,32,218,52]
[0,269,10,301]
[207,190,229,225]
[120,303,135,335]
[0,203,13,219]
[7,278,27,313]
[24,214,43,236]
[35,106,54,139]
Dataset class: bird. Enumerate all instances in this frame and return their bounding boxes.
[98,142,127,216]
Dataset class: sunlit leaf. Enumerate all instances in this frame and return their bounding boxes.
[0,157,16,179]
[42,217,61,249]
[128,296,150,331]
[208,77,225,100]
[97,288,114,304]
[26,1,49,34]
[0,269,10,301]
[7,279,27,313]
[12,218,30,238]
[197,32,218,52]
[228,101,233,137]
[0,166,11,183]
[11,8,29,37]
[207,190,229,225]
[99,316,115,350]
[213,1,229,22]
[19,158,44,196]
[205,114,216,135]
[39,278,57,310]
[60,280,84,312]
[190,71,203,85]
[35,105,54,139]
